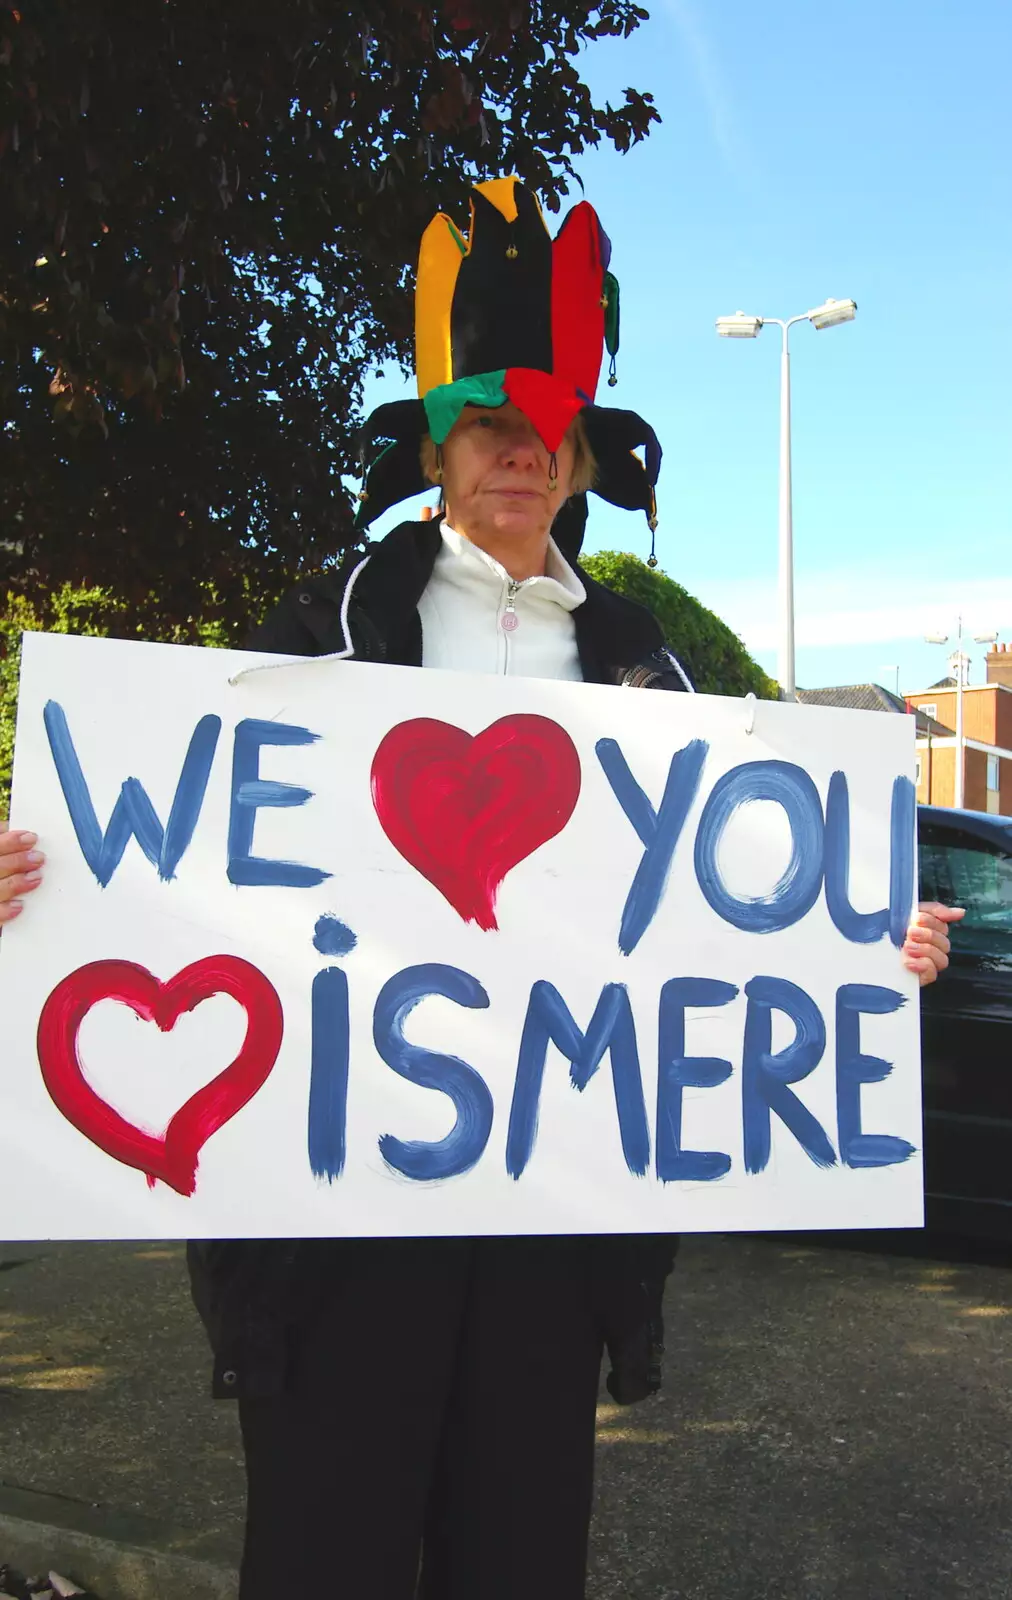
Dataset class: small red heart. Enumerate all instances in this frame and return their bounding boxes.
[37,956,284,1197]
[371,714,581,930]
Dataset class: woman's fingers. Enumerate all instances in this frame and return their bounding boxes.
[0,845,45,880]
[0,826,44,926]
[905,948,948,976]
[0,870,43,904]
[902,901,964,984]
[0,827,37,852]
[916,901,965,926]
[0,824,34,848]
[0,886,37,923]
[905,942,943,979]
[903,931,950,983]
[0,828,43,872]
[904,953,937,975]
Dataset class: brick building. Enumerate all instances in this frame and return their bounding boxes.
[906,644,1012,815]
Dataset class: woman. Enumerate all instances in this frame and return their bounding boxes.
[0,179,961,1600]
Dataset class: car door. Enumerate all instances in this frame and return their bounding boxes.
[918,814,1012,1228]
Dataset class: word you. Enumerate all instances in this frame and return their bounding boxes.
[43,704,915,949]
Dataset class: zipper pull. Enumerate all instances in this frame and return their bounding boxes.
[501,579,521,633]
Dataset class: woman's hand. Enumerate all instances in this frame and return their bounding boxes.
[903,901,965,986]
[0,822,45,926]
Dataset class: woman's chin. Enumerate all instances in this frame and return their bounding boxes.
[487,499,551,536]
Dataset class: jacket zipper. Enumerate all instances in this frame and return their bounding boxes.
[501,577,523,674]
[621,663,663,689]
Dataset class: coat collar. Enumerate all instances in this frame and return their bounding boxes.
[311,518,662,683]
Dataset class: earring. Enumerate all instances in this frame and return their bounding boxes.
[646,487,658,567]
[548,451,559,491]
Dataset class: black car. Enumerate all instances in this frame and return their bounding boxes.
[918,804,1012,1239]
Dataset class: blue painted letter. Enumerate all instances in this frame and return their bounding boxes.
[656,977,739,1182]
[836,983,915,1167]
[43,700,220,888]
[825,771,915,948]
[889,777,916,949]
[374,964,493,1181]
[308,968,350,1182]
[824,771,890,943]
[506,981,650,1179]
[227,719,330,888]
[695,761,824,933]
[742,976,835,1172]
[596,737,708,955]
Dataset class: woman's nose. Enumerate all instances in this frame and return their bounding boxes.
[498,431,540,465]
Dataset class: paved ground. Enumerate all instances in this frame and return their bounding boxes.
[0,1232,1009,1598]
[0,1242,237,1564]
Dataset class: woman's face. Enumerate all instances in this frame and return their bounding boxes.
[439,402,576,544]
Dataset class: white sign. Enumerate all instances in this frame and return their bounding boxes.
[0,632,922,1240]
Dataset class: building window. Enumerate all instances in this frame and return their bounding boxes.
[915,756,923,786]
[987,753,1000,791]
[920,703,937,722]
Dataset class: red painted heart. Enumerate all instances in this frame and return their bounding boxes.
[36,956,284,1197]
[370,714,582,930]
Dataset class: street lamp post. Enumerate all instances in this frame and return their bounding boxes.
[925,619,998,810]
[715,298,858,702]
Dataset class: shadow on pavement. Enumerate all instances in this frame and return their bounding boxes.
[589,1232,1012,1600]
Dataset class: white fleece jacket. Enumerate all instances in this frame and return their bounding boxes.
[417,523,586,681]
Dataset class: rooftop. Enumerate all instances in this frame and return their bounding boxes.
[796,682,953,736]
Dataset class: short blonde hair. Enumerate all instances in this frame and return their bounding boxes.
[420,410,597,495]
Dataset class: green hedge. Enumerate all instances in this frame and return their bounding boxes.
[581,550,779,699]
[2,588,127,816]
[1,588,232,816]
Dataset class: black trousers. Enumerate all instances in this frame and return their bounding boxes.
[237,1237,606,1600]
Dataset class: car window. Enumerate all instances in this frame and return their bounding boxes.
[919,834,1012,959]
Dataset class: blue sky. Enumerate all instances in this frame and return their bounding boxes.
[364,0,1012,696]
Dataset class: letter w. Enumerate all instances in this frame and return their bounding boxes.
[44,701,221,887]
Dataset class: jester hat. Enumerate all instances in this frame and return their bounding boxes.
[355,176,661,547]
